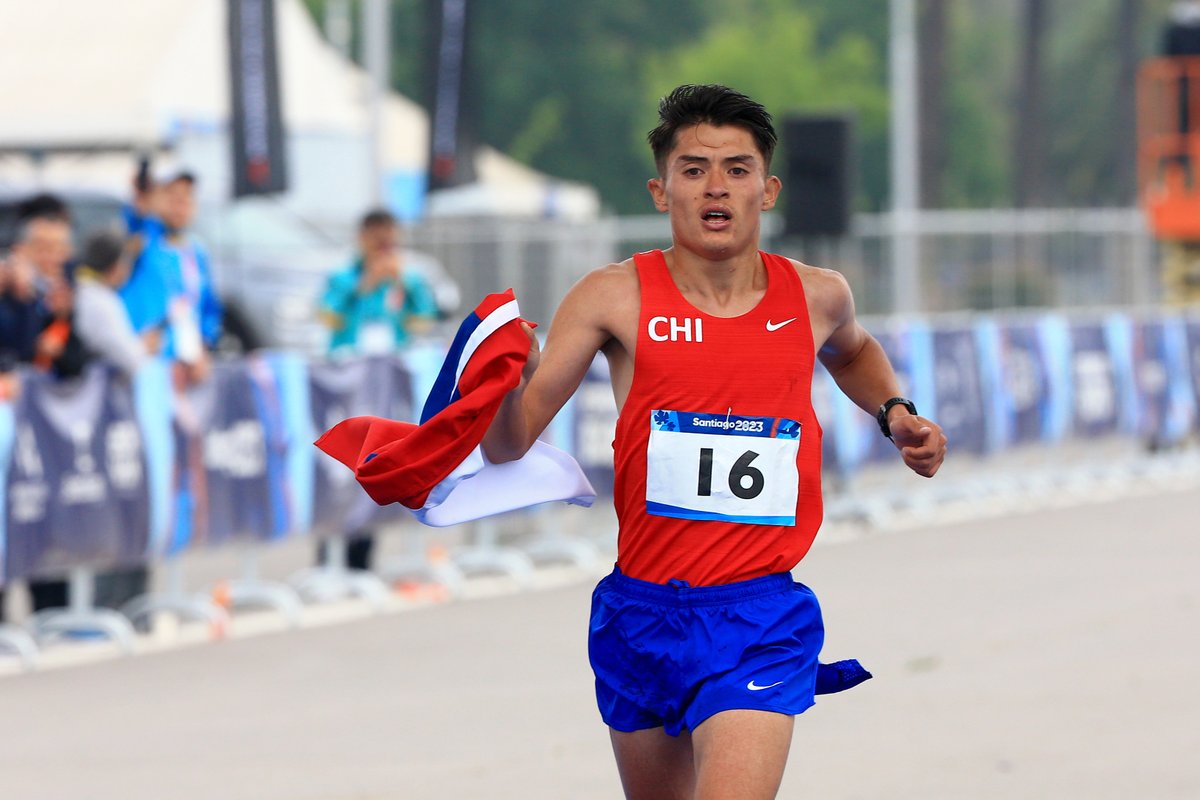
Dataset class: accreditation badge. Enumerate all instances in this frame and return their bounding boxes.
[645,409,801,525]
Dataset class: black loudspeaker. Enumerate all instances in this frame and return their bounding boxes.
[781,115,854,237]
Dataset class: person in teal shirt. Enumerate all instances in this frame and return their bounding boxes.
[320,209,438,355]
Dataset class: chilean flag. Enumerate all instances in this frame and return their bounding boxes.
[315,290,595,526]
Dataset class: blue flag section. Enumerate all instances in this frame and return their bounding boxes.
[1,366,149,582]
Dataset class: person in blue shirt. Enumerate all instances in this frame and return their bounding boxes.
[319,209,437,356]
[121,169,222,381]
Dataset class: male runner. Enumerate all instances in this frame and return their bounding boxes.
[483,84,947,799]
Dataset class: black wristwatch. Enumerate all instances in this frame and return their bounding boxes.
[876,397,917,440]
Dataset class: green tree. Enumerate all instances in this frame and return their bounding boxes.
[467,0,714,213]
[640,2,889,211]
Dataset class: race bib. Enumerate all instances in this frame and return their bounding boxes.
[646,409,801,525]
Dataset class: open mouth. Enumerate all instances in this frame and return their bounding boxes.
[702,207,732,226]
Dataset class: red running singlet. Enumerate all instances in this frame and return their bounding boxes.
[612,250,824,586]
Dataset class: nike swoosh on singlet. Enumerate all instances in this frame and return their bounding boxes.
[765,318,797,332]
[746,680,785,691]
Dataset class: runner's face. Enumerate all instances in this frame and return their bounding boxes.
[648,123,780,260]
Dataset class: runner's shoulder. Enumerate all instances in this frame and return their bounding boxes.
[779,256,854,320]
[568,259,639,306]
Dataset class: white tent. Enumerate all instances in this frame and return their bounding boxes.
[0,0,599,222]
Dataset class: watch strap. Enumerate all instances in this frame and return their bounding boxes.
[877,397,917,439]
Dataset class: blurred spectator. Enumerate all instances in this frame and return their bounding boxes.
[74,231,159,377]
[74,232,157,614]
[0,201,82,617]
[1,237,44,371]
[319,208,438,356]
[121,168,222,383]
[1,209,88,380]
[315,208,438,571]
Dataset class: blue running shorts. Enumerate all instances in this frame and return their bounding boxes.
[588,566,825,737]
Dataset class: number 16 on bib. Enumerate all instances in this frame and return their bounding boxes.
[645,410,801,525]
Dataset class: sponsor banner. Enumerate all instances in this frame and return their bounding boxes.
[2,366,149,582]
[572,356,618,498]
[1131,316,1195,445]
[839,320,935,467]
[810,364,841,477]
[987,318,1057,447]
[308,356,415,537]
[266,351,313,534]
[134,359,176,559]
[873,320,934,463]
[931,325,988,455]
[169,360,282,552]
[1065,316,1137,438]
[1185,315,1200,429]
[227,0,288,196]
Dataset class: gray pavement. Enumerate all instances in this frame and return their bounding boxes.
[1,486,1198,799]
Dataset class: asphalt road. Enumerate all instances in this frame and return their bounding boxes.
[1,486,1197,799]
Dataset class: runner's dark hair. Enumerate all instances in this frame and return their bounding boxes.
[647,84,777,174]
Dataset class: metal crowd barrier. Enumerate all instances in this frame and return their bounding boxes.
[2,308,1199,670]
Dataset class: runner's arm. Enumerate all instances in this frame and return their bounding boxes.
[815,271,947,477]
[482,267,620,463]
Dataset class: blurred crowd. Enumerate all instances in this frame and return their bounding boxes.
[0,167,222,401]
[1,163,446,617]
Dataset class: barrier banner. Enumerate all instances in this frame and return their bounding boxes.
[1186,316,1200,429]
[1132,317,1195,446]
[810,365,841,478]
[931,325,988,455]
[1,366,149,582]
[169,359,282,552]
[572,356,618,497]
[308,357,414,536]
[992,320,1055,446]
[1066,317,1135,438]
[864,322,935,465]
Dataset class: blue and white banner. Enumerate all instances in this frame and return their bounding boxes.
[1131,316,1195,445]
[1,366,149,582]
[307,356,414,536]
[1185,316,1200,430]
[1065,316,1137,438]
[572,356,619,498]
[979,318,1059,449]
[931,324,988,455]
[168,359,287,552]
[827,320,936,471]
